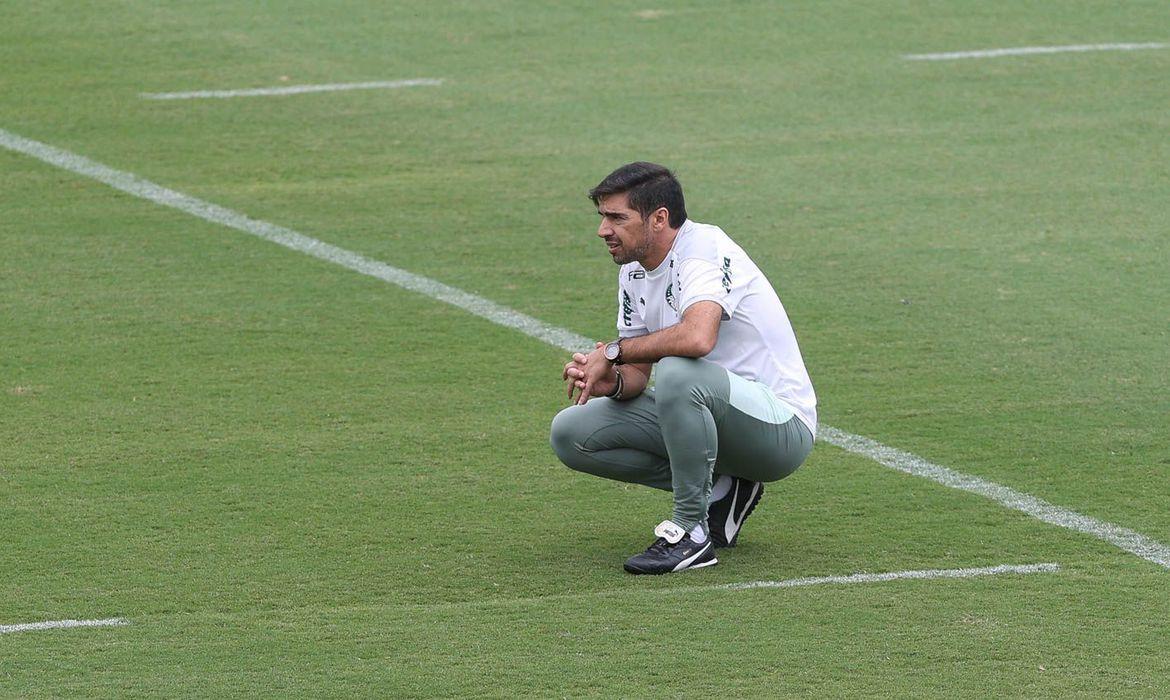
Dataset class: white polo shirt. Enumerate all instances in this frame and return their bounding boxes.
[615,219,818,435]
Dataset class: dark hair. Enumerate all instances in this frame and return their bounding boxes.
[588,162,687,228]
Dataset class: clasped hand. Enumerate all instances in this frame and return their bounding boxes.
[562,341,616,405]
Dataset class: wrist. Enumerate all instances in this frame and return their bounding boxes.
[604,338,625,364]
[605,365,625,400]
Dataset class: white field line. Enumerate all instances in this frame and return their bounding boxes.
[407,563,1061,611]
[2,127,1169,571]
[818,427,1170,568]
[904,42,1168,61]
[0,617,128,635]
[140,78,442,100]
[0,129,583,352]
[722,562,1060,590]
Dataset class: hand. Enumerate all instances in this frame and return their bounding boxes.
[563,352,589,401]
[563,342,616,405]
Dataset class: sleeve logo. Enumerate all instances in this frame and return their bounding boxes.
[721,257,732,293]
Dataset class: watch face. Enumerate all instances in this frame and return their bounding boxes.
[605,342,620,361]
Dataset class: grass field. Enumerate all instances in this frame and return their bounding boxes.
[2,1,1169,696]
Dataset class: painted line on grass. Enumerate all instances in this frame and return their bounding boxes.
[409,563,1061,611]
[818,427,1170,568]
[721,562,1060,590]
[3,127,1169,571]
[0,127,584,353]
[140,78,443,100]
[903,42,1167,61]
[0,617,128,635]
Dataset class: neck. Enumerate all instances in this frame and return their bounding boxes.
[640,225,680,270]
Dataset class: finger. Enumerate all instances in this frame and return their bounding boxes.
[564,360,587,380]
[571,379,587,404]
[573,352,588,364]
[577,379,592,405]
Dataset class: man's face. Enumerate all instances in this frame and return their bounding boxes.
[596,192,652,265]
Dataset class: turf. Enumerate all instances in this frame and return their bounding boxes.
[2,1,1168,696]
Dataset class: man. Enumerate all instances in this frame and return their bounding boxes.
[550,162,817,575]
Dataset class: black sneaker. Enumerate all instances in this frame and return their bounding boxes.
[623,521,718,575]
[707,476,764,548]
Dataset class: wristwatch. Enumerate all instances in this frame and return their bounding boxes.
[604,339,624,364]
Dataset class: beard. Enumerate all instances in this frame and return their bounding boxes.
[610,224,653,265]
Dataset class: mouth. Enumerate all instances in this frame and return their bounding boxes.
[605,239,621,252]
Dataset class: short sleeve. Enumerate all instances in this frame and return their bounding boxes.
[616,277,648,337]
[676,256,746,318]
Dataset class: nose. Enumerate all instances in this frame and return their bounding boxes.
[598,214,619,235]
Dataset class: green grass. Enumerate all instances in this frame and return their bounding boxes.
[2,1,1168,696]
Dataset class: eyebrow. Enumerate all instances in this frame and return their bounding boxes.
[598,209,628,219]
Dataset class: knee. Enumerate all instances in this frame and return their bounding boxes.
[549,405,587,466]
[654,356,702,403]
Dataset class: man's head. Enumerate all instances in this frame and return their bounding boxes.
[589,162,687,266]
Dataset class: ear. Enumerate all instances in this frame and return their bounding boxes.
[651,207,670,230]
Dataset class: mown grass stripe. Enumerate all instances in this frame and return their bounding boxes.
[3,127,1168,571]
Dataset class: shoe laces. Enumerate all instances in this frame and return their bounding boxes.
[647,536,682,555]
[647,537,671,554]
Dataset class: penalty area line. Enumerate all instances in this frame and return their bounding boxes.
[140,78,443,100]
[0,617,128,635]
[903,42,1168,61]
[2,127,1169,571]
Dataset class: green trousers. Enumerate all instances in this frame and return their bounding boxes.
[550,356,814,533]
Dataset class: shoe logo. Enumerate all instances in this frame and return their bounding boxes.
[724,480,761,541]
[672,541,713,573]
[654,520,685,544]
[724,482,742,540]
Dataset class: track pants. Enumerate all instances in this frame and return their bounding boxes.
[549,356,814,533]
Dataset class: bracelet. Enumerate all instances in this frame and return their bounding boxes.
[605,366,625,400]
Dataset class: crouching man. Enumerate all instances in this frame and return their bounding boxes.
[550,162,817,575]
